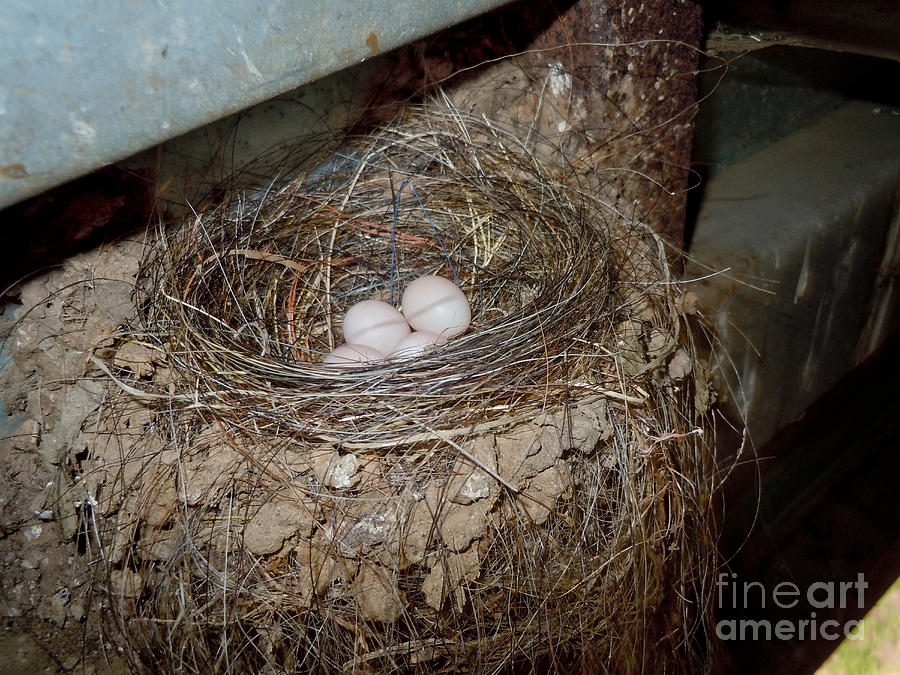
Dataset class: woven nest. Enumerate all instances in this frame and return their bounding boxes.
[85,100,719,673]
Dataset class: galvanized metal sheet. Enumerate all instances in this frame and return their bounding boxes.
[0,0,511,209]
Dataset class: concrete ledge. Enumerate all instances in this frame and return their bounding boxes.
[688,101,900,446]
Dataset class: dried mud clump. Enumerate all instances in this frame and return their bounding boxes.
[69,102,719,673]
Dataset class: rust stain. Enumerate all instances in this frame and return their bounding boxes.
[366,32,379,57]
[147,70,165,92]
[1,163,29,179]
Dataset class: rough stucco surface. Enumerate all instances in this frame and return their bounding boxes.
[364,0,702,244]
[519,0,702,245]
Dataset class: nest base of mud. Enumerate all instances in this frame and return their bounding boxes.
[83,102,718,673]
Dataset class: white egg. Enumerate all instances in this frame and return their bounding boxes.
[341,299,410,355]
[401,275,471,340]
[388,330,442,360]
[322,343,385,368]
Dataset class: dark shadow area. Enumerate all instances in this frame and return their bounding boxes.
[713,328,900,674]
[0,165,157,297]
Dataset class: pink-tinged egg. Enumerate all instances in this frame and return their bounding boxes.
[342,300,410,355]
[388,330,442,360]
[322,343,385,368]
[401,275,471,340]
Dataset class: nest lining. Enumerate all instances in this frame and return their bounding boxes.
[140,103,676,449]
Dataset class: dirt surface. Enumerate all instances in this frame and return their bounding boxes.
[1,240,143,674]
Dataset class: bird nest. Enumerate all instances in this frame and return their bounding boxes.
[84,100,719,673]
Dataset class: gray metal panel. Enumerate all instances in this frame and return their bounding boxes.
[0,0,510,209]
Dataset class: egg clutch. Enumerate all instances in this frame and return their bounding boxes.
[322,274,471,367]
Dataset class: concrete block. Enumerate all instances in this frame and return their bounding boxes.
[688,101,900,446]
